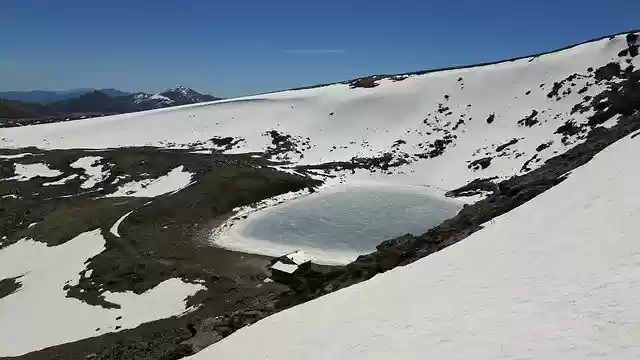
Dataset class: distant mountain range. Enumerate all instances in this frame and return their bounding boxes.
[0,86,222,126]
[0,88,133,103]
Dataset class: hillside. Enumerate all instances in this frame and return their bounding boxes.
[0,89,132,104]
[0,30,639,359]
[188,120,640,360]
[0,87,222,126]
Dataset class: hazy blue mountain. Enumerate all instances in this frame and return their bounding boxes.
[0,89,133,103]
[1,87,222,125]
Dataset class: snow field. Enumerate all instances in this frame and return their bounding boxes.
[0,35,635,192]
[105,165,193,198]
[187,128,640,360]
[0,230,205,357]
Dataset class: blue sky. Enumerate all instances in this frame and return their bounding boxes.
[1,0,638,97]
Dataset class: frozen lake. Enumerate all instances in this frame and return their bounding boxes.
[214,185,462,264]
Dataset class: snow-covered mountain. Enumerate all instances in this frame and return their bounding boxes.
[0,87,223,126]
[132,86,221,108]
[1,30,640,359]
[132,92,174,107]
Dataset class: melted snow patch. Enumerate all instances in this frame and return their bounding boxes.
[0,230,205,357]
[5,163,62,181]
[43,174,79,186]
[110,210,135,237]
[106,166,193,198]
[71,156,109,189]
[0,153,35,159]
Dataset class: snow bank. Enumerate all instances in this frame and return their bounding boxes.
[43,173,78,186]
[188,133,640,359]
[70,156,109,189]
[0,230,205,356]
[106,166,193,198]
[109,210,134,237]
[0,153,35,159]
[5,163,63,181]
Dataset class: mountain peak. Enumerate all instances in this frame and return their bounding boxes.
[164,85,191,94]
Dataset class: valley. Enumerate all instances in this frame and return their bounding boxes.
[1,30,639,359]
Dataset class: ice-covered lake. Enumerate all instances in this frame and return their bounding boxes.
[214,185,462,264]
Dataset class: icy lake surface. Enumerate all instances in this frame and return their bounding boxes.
[219,185,462,264]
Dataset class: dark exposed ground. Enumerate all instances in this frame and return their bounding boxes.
[0,277,22,299]
[0,148,319,360]
[2,36,640,360]
[0,112,119,128]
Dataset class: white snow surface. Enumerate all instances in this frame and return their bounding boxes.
[0,230,205,357]
[5,163,63,181]
[105,166,193,198]
[109,210,134,237]
[43,173,78,186]
[0,153,35,159]
[133,92,174,105]
[1,35,637,192]
[70,156,109,189]
[187,132,640,359]
[285,250,313,265]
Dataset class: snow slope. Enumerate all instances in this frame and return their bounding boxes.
[5,162,63,181]
[0,230,205,357]
[1,34,636,192]
[70,156,109,189]
[105,166,193,198]
[187,129,640,359]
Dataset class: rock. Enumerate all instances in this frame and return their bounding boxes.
[324,284,337,293]
[181,330,223,352]
[495,138,519,152]
[347,76,380,89]
[486,113,495,124]
[468,157,492,170]
[165,343,195,360]
[377,234,417,251]
[446,177,498,197]
[517,110,539,127]
[536,141,553,152]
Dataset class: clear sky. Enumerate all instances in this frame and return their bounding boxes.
[1,0,638,97]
